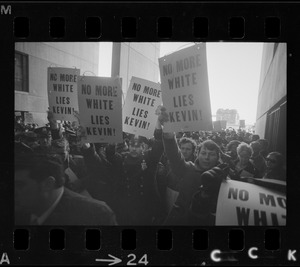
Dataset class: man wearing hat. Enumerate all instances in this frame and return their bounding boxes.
[15,142,116,225]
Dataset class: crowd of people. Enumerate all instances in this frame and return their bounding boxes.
[14,107,286,226]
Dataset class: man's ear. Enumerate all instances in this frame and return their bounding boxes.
[41,176,56,192]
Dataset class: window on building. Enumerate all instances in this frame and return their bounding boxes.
[15,51,29,92]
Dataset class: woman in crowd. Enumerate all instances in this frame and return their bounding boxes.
[263,152,286,181]
[229,142,259,180]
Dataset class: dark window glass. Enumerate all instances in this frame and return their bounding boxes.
[15,51,28,92]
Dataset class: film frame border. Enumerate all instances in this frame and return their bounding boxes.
[1,1,298,266]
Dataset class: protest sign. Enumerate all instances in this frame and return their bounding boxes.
[77,76,123,144]
[215,180,286,226]
[158,44,213,132]
[48,67,80,121]
[123,77,162,138]
[239,120,245,128]
[24,112,33,124]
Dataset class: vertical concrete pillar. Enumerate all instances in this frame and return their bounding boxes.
[111,42,121,78]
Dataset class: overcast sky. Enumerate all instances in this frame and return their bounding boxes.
[98,42,263,125]
[160,42,263,125]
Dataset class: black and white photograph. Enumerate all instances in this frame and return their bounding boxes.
[14,42,286,226]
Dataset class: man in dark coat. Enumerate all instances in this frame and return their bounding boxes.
[15,143,117,225]
[82,128,164,225]
[81,110,164,225]
[158,108,228,225]
[155,137,197,220]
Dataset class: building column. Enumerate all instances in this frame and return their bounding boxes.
[111,43,121,78]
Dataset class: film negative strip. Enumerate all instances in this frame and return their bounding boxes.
[0,1,298,266]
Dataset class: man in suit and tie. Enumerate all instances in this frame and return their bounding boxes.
[15,142,117,225]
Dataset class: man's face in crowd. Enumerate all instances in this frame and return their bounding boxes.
[129,143,143,158]
[197,146,219,171]
[238,151,251,165]
[39,136,52,148]
[266,155,277,170]
[15,169,42,214]
[180,142,194,161]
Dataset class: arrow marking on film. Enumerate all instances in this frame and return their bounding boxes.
[95,254,122,266]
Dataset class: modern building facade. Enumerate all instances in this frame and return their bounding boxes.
[255,43,286,156]
[15,42,99,125]
[111,42,160,103]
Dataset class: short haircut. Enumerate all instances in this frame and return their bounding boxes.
[15,153,65,188]
[226,140,241,151]
[178,137,197,152]
[267,152,284,167]
[197,140,220,157]
[250,141,261,152]
[237,142,252,156]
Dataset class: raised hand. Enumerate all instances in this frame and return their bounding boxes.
[155,105,169,126]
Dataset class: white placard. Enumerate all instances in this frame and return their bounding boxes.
[216,180,286,226]
[77,76,123,144]
[158,44,213,132]
[123,77,162,138]
[48,67,80,121]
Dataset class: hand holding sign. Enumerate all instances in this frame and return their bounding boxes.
[156,106,175,138]
[156,105,169,125]
[188,164,230,225]
[200,163,230,196]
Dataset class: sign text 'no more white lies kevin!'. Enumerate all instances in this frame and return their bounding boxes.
[77,76,123,144]
[158,44,213,132]
[48,67,80,121]
[123,77,162,138]
[216,180,286,226]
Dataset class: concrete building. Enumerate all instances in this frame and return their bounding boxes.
[216,108,239,127]
[255,43,286,156]
[15,42,99,125]
[111,43,160,103]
